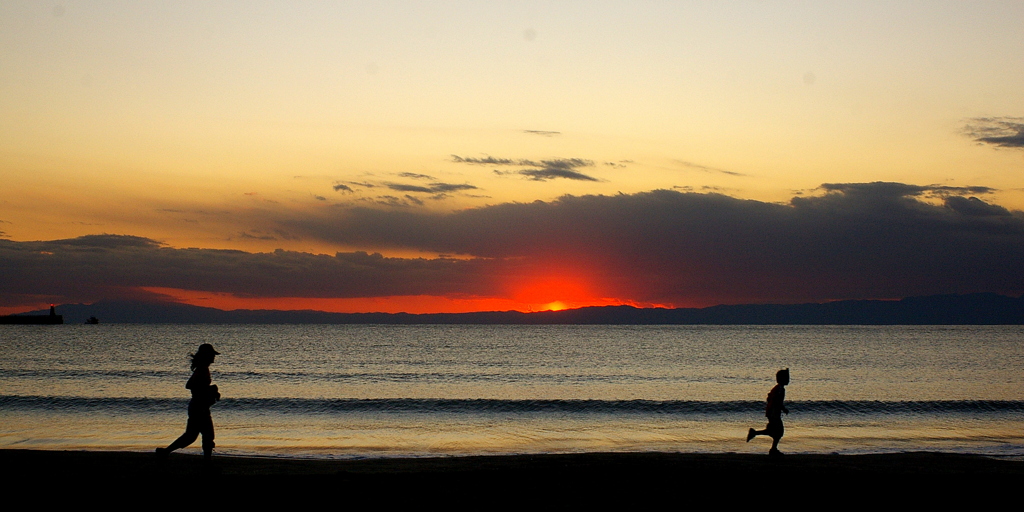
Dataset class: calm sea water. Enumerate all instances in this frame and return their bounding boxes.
[1,324,1022,458]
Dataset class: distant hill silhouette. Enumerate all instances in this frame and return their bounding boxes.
[15,293,1024,324]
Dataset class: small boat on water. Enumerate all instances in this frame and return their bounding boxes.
[85,316,99,324]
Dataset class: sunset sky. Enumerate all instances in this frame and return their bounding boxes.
[2,1,1023,314]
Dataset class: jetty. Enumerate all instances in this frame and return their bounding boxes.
[0,305,64,325]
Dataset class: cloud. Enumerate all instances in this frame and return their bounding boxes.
[818,182,995,197]
[674,185,730,193]
[386,183,433,193]
[335,182,377,193]
[452,156,591,170]
[963,117,1024,148]
[280,182,1024,304]
[360,195,415,208]
[386,182,479,194]
[51,234,163,249]
[452,155,521,165]
[234,229,300,242]
[519,168,598,182]
[397,172,436,180]
[0,236,504,307]
[944,196,1011,217]
[428,183,478,192]
[454,155,598,182]
[239,231,277,241]
[523,130,560,136]
[313,195,327,201]
[518,158,597,181]
[5,183,1022,309]
[533,158,593,170]
[674,160,746,177]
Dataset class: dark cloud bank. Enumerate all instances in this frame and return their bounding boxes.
[0,235,509,307]
[2,183,1022,308]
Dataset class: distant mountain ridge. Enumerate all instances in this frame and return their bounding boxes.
[14,293,1024,324]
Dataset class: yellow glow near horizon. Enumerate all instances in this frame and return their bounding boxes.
[545,301,568,312]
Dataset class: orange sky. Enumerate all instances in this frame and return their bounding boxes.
[2,2,1023,314]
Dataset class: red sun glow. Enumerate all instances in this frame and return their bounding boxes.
[137,275,651,314]
[137,268,674,314]
[507,275,606,311]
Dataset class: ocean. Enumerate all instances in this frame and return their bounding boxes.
[1,324,1022,458]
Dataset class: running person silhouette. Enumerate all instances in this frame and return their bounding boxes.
[156,343,221,460]
[747,368,789,455]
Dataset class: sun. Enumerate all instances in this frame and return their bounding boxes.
[544,301,569,311]
[508,273,604,311]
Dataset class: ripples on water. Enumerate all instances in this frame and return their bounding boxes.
[1,324,1023,457]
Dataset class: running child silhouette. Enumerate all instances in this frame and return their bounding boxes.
[747,368,789,455]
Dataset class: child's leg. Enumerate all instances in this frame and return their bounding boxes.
[768,419,784,454]
[747,427,764,441]
[748,419,774,442]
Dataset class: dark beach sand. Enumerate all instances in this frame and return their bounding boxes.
[4,449,1022,497]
